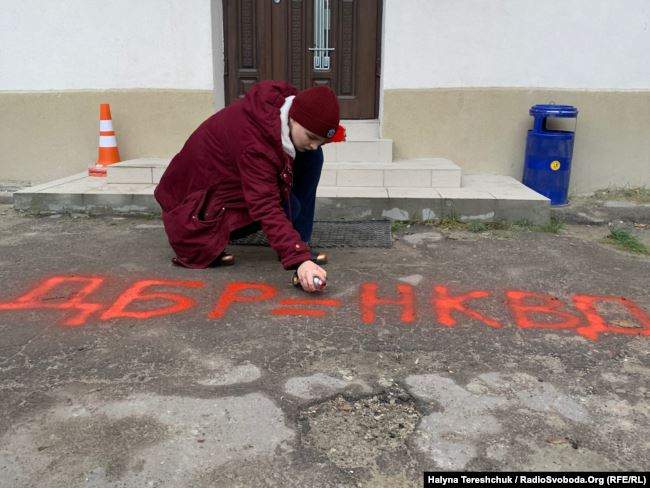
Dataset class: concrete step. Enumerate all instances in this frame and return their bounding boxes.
[321,159,461,188]
[340,119,380,140]
[322,139,392,163]
[14,171,549,224]
[107,158,168,184]
[109,149,437,188]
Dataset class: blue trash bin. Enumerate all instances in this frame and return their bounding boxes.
[522,104,578,205]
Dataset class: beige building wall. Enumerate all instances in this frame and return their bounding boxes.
[382,88,650,195]
[0,91,214,185]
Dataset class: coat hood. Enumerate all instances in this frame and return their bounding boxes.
[241,80,299,152]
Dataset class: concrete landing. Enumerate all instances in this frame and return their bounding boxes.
[13,162,550,224]
[315,173,549,224]
[13,171,158,216]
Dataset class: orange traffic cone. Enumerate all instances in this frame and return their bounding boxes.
[88,103,121,177]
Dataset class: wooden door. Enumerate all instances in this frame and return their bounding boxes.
[223,0,382,119]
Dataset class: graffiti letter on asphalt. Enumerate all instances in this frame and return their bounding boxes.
[209,282,277,319]
[431,285,502,329]
[0,275,105,327]
[506,290,582,331]
[360,282,416,324]
[101,279,204,321]
[573,294,650,341]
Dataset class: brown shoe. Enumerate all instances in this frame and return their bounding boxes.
[311,251,328,265]
[211,251,235,266]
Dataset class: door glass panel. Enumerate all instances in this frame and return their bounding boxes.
[311,0,333,70]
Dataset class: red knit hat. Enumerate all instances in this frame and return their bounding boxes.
[289,85,340,139]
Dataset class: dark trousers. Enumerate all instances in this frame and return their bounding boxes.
[230,147,324,244]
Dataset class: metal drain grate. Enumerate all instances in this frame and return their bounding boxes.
[229,220,393,248]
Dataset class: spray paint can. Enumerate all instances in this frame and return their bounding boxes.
[292,272,326,290]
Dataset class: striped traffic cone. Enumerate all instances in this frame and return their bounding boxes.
[88,103,121,177]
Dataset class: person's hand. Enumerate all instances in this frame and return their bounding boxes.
[297,260,327,293]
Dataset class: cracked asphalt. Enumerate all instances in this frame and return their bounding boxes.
[0,203,648,487]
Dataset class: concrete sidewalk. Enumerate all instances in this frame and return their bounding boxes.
[0,204,648,487]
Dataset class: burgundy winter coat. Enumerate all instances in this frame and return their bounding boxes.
[154,81,312,269]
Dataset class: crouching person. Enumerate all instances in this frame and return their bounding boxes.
[154,81,344,293]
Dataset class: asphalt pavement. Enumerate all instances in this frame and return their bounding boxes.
[0,204,648,487]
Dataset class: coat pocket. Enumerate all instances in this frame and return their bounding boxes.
[195,186,227,225]
[161,186,229,267]
[166,187,226,229]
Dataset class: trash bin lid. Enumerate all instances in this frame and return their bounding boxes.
[530,104,578,118]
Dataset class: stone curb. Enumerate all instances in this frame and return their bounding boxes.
[0,192,14,204]
[552,200,650,225]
